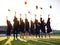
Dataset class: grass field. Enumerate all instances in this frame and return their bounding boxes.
[0,36,60,45]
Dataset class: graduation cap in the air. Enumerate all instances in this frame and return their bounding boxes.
[40,7,43,10]
[50,5,52,9]
[36,5,38,10]
[28,11,31,14]
[8,9,10,11]
[24,1,27,5]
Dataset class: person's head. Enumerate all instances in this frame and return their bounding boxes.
[48,14,50,20]
[48,18,50,21]
[14,16,17,20]
[40,17,42,21]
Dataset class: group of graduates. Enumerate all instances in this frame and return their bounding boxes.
[6,14,52,40]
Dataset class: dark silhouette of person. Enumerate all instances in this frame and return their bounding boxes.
[33,15,36,34]
[13,16,19,40]
[25,15,29,35]
[19,17,22,34]
[42,20,46,38]
[30,19,34,35]
[37,22,41,38]
[21,19,25,35]
[35,19,39,38]
[34,18,40,38]
[46,15,52,38]
[40,17,46,38]
[19,17,25,38]
[6,17,12,39]
[34,15,40,38]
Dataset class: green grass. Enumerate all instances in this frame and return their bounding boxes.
[0,36,60,45]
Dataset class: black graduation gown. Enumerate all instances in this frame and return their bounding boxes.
[25,19,29,32]
[30,20,34,34]
[46,21,52,33]
[13,18,19,34]
[7,20,12,35]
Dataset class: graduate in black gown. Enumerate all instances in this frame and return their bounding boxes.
[25,14,29,35]
[13,15,19,40]
[19,14,22,36]
[40,17,46,38]
[19,14,25,38]
[34,15,40,38]
[35,20,40,37]
[34,15,37,35]
[37,22,41,38]
[21,19,25,36]
[35,19,40,38]
[42,20,46,38]
[30,18,34,35]
[6,16,12,39]
[46,15,52,38]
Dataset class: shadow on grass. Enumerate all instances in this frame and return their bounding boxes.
[37,39,60,45]
[26,40,43,45]
[11,39,27,45]
[11,39,59,45]
[26,40,54,45]
[0,39,8,45]
[11,39,41,45]
[4,38,60,45]
[11,38,46,45]
[17,38,54,45]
